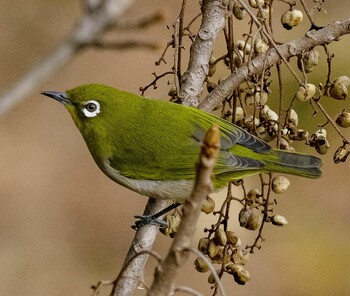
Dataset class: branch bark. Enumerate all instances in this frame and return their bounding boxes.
[111,198,171,296]
[179,0,227,107]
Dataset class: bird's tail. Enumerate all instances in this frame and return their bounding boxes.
[265,150,322,178]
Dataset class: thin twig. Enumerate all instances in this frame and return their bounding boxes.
[313,98,350,144]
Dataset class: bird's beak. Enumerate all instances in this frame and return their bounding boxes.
[41,91,73,105]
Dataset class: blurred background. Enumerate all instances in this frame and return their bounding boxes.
[0,0,349,295]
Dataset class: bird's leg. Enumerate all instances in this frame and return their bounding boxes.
[132,202,182,230]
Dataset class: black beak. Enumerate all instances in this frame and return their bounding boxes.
[41,91,72,105]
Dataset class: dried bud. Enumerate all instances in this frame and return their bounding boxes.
[160,211,181,237]
[296,84,317,101]
[256,125,276,142]
[272,176,290,194]
[247,188,261,200]
[260,105,278,121]
[330,81,348,100]
[208,56,217,77]
[208,239,222,260]
[245,91,268,107]
[227,264,251,285]
[249,0,265,8]
[271,214,288,226]
[315,138,330,155]
[208,270,220,284]
[244,115,260,129]
[287,109,299,127]
[257,4,270,20]
[194,257,210,273]
[234,106,245,122]
[214,227,228,246]
[336,111,350,128]
[198,237,210,254]
[333,146,350,163]
[334,76,350,87]
[201,196,215,214]
[239,207,262,231]
[288,129,308,141]
[314,128,327,138]
[168,86,177,97]
[226,231,241,247]
[231,249,250,265]
[233,50,244,67]
[298,49,320,73]
[236,40,252,55]
[254,39,269,54]
[279,138,290,150]
[281,9,303,30]
[233,3,247,20]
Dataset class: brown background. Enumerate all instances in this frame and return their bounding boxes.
[0,1,349,295]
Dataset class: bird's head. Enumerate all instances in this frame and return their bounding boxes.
[41,84,132,156]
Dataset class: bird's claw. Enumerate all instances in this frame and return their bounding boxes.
[132,214,168,230]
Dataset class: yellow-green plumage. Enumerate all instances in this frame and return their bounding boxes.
[42,84,322,201]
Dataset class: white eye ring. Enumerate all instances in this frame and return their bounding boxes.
[82,100,100,118]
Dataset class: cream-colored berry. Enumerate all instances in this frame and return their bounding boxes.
[226,231,241,247]
[236,40,252,54]
[254,39,269,54]
[194,257,210,273]
[296,83,317,101]
[336,111,350,128]
[201,196,215,214]
[330,80,348,100]
[234,106,245,122]
[239,207,262,231]
[288,109,299,127]
[272,176,290,194]
[233,3,247,20]
[249,0,265,8]
[271,214,288,226]
[281,9,303,30]
[214,227,228,246]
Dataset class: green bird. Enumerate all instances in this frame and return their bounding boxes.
[42,84,322,202]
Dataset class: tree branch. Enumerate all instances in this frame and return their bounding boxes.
[110,198,171,296]
[179,0,227,107]
[199,18,350,112]
[0,0,135,117]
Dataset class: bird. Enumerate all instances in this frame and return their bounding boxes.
[42,84,322,203]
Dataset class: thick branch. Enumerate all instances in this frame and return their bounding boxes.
[179,0,226,107]
[111,198,171,296]
[199,18,350,112]
[146,125,221,296]
[0,0,135,117]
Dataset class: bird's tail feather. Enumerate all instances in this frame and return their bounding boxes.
[265,150,322,178]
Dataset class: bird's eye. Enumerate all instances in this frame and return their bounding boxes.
[82,100,100,118]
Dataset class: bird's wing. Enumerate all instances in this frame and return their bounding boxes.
[108,107,270,181]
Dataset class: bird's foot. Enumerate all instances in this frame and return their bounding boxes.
[132,215,168,230]
[131,202,182,230]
